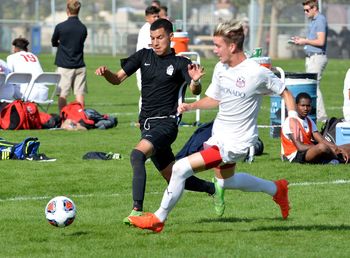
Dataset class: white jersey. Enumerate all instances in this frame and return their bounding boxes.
[6,51,48,101]
[204,58,285,163]
[0,59,11,75]
[136,22,152,92]
[136,22,151,51]
[343,68,350,121]
[0,59,13,99]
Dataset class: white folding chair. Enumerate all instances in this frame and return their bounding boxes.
[177,51,201,126]
[0,72,32,103]
[25,72,61,112]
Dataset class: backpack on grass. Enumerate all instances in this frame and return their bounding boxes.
[0,137,40,160]
[60,101,117,130]
[0,100,42,130]
[320,117,344,144]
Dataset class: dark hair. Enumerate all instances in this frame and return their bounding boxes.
[302,0,318,9]
[12,37,29,51]
[160,5,168,13]
[296,92,312,104]
[150,18,173,34]
[145,6,160,16]
[151,0,161,7]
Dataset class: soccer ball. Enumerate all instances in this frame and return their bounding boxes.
[45,196,76,228]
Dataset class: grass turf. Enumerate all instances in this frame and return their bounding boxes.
[0,53,350,257]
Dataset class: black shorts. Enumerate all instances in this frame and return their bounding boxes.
[140,116,178,171]
[291,150,307,164]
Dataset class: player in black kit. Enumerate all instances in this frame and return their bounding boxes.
[95,18,225,224]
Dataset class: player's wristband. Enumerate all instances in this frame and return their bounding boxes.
[192,79,200,86]
[288,110,298,118]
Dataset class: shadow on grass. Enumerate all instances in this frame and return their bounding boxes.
[250,224,350,232]
[198,216,288,224]
[63,231,90,237]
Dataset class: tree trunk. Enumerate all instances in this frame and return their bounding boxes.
[269,3,281,58]
[256,0,265,48]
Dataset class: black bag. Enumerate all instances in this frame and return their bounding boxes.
[82,151,122,160]
[320,117,344,144]
[84,108,118,129]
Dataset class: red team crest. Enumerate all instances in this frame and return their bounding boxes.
[236,76,246,88]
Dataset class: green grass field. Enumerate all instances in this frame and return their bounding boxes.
[0,53,350,258]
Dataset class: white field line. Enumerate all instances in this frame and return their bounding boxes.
[1,179,350,203]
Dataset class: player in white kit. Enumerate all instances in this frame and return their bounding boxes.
[6,37,48,102]
[129,20,297,233]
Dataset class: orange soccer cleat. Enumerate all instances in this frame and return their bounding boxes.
[128,212,164,233]
[273,179,290,219]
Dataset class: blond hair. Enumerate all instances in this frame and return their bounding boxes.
[67,0,81,15]
[213,20,245,50]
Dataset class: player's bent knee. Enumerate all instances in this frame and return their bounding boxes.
[172,158,193,179]
[130,149,146,167]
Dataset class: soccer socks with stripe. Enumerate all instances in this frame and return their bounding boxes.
[130,149,147,211]
[155,157,193,222]
[216,172,277,196]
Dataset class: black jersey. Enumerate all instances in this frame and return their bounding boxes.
[121,48,192,120]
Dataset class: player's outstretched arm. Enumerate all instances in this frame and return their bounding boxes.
[177,96,219,114]
[95,66,128,85]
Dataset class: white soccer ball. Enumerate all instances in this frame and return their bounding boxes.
[45,196,76,228]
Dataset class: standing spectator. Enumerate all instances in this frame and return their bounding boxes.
[292,0,328,122]
[51,0,87,111]
[343,69,350,122]
[339,26,350,58]
[151,0,161,8]
[6,37,48,102]
[135,6,160,113]
[128,20,296,233]
[95,19,223,225]
[159,5,169,20]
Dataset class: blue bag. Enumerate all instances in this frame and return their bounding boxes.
[0,137,40,160]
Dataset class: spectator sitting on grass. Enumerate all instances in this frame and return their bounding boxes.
[281,92,350,164]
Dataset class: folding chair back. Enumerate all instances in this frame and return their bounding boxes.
[1,72,32,103]
[25,72,61,112]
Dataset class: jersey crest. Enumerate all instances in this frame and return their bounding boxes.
[236,76,246,88]
[166,65,174,76]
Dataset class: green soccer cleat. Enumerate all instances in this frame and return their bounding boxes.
[123,209,143,225]
[212,177,225,217]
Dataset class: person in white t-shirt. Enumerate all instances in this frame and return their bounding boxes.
[136,6,160,94]
[0,59,12,100]
[6,37,48,101]
[128,20,297,233]
[343,69,350,121]
[281,92,350,164]
[0,59,10,75]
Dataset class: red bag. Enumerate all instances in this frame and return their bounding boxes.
[0,100,41,130]
[24,102,42,129]
[60,101,95,129]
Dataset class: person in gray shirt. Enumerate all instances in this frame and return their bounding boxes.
[292,0,328,122]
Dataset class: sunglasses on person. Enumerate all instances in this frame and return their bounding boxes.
[304,6,313,13]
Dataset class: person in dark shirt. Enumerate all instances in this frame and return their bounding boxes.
[95,18,225,224]
[51,0,87,111]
